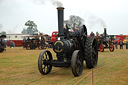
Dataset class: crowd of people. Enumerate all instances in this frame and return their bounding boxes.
[114,39,128,49]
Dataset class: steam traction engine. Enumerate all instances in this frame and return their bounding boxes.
[23,35,46,50]
[98,28,114,52]
[38,7,98,77]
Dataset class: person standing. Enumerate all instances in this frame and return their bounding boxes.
[9,41,15,48]
[9,41,13,48]
[90,31,95,37]
[126,40,128,49]
[119,39,123,49]
[74,27,79,35]
[115,40,118,49]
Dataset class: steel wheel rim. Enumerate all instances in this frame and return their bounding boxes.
[76,54,83,75]
[41,52,50,74]
[79,25,87,47]
[38,50,52,75]
[71,50,83,76]
[109,44,114,51]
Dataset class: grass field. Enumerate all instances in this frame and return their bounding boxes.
[0,47,128,85]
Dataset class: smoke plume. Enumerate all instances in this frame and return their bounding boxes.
[34,0,63,7]
[7,25,20,34]
[88,14,106,29]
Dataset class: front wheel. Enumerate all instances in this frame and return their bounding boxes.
[71,50,83,77]
[109,44,114,52]
[38,50,53,75]
[99,44,104,52]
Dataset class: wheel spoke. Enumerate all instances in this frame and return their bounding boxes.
[43,65,45,69]
[76,60,80,67]
[76,62,80,72]
[45,53,48,60]
[38,50,52,75]
[42,65,45,69]
[43,68,45,73]
[47,65,49,69]
[45,66,47,73]
[76,55,82,74]
[42,62,44,65]
[42,55,44,60]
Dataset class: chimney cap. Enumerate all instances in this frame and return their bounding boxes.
[104,28,107,30]
[57,7,64,10]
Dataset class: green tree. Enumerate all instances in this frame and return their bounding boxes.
[22,20,38,35]
[0,31,6,35]
[64,15,84,30]
[0,31,6,37]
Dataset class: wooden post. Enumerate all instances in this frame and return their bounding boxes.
[92,69,94,85]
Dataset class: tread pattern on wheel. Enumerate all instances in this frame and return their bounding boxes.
[84,37,98,69]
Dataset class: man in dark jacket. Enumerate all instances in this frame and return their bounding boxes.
[90,31,95,37]
[119,40,123,49]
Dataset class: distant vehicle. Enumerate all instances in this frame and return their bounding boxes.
[116,35,126,42]
[97,28,114,52]
[6,34,29,46]
[0,35,6,53]
[23,35,47,50]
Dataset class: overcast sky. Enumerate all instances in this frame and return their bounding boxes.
[0,0,128,35]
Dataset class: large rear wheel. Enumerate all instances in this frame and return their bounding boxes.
[38,50,53,75]
[71,50,83,77]
[78,25,87,47]
[84,37,98,69]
